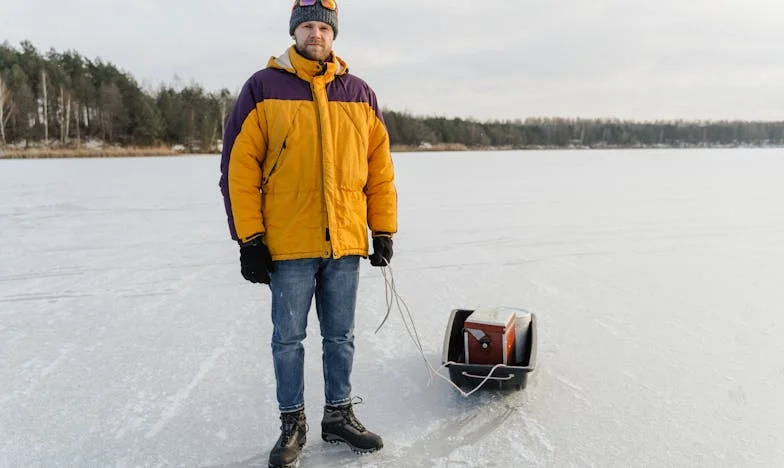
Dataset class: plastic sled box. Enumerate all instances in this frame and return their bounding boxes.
[442,308,538,391]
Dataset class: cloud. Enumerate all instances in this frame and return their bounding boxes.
[3,0,784,120]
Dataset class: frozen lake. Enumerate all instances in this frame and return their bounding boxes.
[1,149,783,467]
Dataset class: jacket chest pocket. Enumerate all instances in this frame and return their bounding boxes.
[262,101,305,186]
[262,138,287,186]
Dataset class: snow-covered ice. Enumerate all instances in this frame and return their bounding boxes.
[1,149,783,467]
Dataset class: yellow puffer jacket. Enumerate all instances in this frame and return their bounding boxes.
[219,46,397,261]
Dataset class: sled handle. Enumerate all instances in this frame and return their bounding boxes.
[461,372,514,381]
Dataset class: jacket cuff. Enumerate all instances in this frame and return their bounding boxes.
[239,232,265,245]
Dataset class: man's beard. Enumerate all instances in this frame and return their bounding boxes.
[296,42,331,62]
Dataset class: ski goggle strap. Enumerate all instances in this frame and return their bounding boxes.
[292,0,337,11]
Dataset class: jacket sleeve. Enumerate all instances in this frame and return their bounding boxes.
[364,90,397,235]
[219,79,268,242]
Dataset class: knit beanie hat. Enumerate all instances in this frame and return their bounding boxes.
[289,1,339,38]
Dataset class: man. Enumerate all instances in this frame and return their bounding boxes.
[218,1,397,467]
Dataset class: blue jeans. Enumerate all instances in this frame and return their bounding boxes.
[269,256,359,413]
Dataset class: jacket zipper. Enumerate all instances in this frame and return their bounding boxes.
[313,81,332,257]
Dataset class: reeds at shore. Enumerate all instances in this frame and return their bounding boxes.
[2,143,474,159]
[0,146,205,159]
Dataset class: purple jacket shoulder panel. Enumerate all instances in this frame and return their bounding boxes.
[328,73,385,122]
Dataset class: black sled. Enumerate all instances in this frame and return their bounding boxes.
[441,308,538,392]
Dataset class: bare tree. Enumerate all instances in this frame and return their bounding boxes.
[99,83,125,142]
[0,75,15,145]
[72,99,81,147]
[59,85,71,144]
[218,88,232,138]
[41,68,49,143]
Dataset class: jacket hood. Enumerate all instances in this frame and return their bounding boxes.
[268,45,348,83]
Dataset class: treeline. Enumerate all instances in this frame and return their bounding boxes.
[2,41,783,153]
[384,113,784,149]
[0,41,231,151]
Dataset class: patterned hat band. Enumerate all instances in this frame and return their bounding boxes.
[289,1,339,38]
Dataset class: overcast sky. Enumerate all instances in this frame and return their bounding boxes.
[4,0,784,121]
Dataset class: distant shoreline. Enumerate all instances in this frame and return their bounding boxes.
[2,143,782,160]
[0,146,192,159]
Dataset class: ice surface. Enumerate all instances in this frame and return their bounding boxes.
[2,149,784,467]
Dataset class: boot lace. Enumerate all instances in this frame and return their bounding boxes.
[338,396,366,432]
[279,411,306,446]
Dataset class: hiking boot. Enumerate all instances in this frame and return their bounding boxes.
[321,400,383,453]
[268,409,307,468]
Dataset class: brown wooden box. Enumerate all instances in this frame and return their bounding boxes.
[463,308,516,365]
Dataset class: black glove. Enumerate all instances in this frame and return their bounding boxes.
[239,235,275,284]
[369,235,393,267]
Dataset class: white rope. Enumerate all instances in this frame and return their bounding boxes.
[373,261,506,397]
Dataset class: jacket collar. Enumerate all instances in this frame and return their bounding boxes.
[268,45,347,83]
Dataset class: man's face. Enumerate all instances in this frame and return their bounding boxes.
[293,20,335,62]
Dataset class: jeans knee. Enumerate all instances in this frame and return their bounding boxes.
[322,330,354,346]
[273,329,307,347]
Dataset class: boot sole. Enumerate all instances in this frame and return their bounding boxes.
[268,441,305,468]
[322,434,383,454]
[268,461,299,468]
